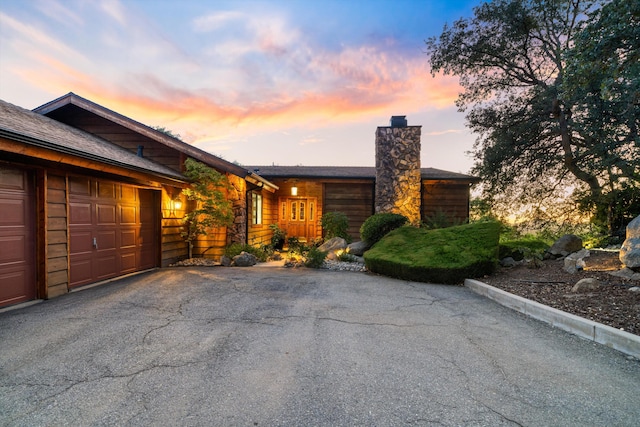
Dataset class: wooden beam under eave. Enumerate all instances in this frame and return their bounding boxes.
[0,138,183,187]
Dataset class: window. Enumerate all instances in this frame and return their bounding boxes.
[252,192,262,225]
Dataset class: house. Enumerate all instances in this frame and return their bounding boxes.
[0,94,276,308]
[1,93,477,309]
[245,166,479,245]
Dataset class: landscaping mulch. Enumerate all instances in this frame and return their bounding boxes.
[482,250,640,336]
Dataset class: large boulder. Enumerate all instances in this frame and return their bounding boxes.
[563,249,590,274]
[346,240,370,256]
[620,215,640,270]
[546,234,583,259]
[232,251,257,267]
[318,237,347,253]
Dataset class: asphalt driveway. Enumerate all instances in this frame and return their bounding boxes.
[1,265,638,426]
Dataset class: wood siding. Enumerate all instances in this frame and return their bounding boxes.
[323,182,374,240]
[247,189,277,247]
[421,180,471,225]
[44,106,184,172]
[46,174,69,298]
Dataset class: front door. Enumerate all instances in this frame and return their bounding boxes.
[278,197,317,243]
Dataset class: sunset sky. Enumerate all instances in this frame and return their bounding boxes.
[0,0,478,173]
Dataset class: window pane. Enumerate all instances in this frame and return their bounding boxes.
[309,202,314,220]
[291,202,297,220]
[299,202,305,221]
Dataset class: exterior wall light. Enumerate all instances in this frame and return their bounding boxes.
[291,186,298,196]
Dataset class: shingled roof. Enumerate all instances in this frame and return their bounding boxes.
[248,165,480,182]
[0,99,185,182]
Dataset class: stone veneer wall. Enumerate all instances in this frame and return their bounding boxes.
[375,125,422,225]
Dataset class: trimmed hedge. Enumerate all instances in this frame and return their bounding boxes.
[363,221,501,284]
[360,213,408,245]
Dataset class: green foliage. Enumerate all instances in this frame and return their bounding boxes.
[498,239,550,261]
[321,212,352,243]
[152,126,182,140]
[426,0,640,235]
[269,223,286,248]
[360,213,408,245]
[181,158,234,258]
[337,251,359,263]
[422,209,464,229]
[364,222,501,284]
[304,247,328,268]
[224,243,269,262]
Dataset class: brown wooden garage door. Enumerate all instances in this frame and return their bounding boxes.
[323,183,374,240]
[0,166,36,308]
[68,177,157,288]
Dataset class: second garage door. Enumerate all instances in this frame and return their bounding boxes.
[69,177,158,288]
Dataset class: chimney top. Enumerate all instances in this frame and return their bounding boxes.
[390,116,407,127]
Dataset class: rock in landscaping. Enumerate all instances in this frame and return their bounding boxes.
[232,251,257,267]
[609,267,640,281]
[563,249,590,274]
[220,255,231,267]
[546,234,583,259]
[318,237,347,253]
[629,287,640,293]
[346,240,370,256]
[571,278,600,293]
[500,257,517,267]
[620,215,640,270]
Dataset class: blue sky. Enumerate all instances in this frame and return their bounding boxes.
[0,0,478,172]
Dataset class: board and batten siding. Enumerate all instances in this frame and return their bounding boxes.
[421,180,471,224]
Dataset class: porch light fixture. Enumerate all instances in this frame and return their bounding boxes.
[169,196,183,217]
[291,186,298,196]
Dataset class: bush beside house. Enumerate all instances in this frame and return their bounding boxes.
[364,221,501,284]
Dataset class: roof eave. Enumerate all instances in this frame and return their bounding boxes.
[0,128,187,184]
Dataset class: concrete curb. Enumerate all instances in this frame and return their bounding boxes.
[465,279,640,359]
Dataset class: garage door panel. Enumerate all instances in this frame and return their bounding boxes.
[120,205,137,225]
[69,202,92,225]
[0,236,26,263]
[97,182,116,198]
[69,256,92,285]
[95,254,118,278]
[120,229,136,247]
[0,168,26,189]
[121,185,136,200]
[0,270,29,304]
[70,231,93,253]
[97,204,116,224]
[0,198,25,225]
[97,231,116,250]
[120,253,137,272]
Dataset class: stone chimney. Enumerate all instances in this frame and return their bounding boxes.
[375,116,422,225]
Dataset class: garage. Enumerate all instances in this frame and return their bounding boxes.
[68,176,158,288]
[0,166,36,308]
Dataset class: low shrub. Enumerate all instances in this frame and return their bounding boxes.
[360,213,408,246]
[364,221,501,284]
[304,247,328,268]
[224,243,269,262]
[498,238,550,261]
[321,212,352,243]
